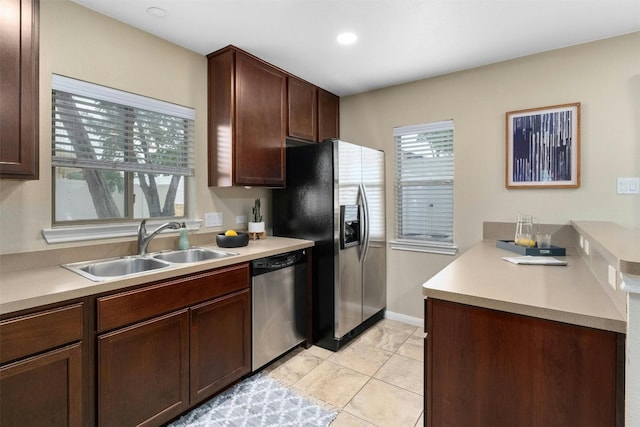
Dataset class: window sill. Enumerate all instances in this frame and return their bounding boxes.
[42,220,202,244]
[390,240,458,256]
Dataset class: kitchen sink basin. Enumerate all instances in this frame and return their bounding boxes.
[63,256,172,282]
[151,247,237,264]
[63,248,237,281]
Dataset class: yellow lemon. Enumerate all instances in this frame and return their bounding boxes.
[224,229,238,237]
[515,238,535,247]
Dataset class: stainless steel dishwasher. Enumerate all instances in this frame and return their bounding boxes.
[251,249,307,371]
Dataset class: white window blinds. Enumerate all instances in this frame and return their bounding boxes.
[51,74,194,176]
[393,120,455,253]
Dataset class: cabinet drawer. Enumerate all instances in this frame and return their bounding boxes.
[97,263,250,333]
[0,303,84,364]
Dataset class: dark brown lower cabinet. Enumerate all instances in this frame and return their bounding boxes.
[190,289,251,404]
[0,302,85,427]
[2,263,254,427]
[0,344,82,427]
[97,264,251,427]
[98,310,190,427]
[425,298,624,427]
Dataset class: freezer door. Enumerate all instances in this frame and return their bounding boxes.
[362,147,386,321]
[335,141,363,338]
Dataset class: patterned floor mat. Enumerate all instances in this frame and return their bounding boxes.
[168,373,338,427]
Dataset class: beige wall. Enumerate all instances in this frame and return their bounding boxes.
[0,0,268,254]
[341,33,640,319]
[1,1,638,322]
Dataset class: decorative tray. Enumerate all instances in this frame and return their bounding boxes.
[496,240,566,256]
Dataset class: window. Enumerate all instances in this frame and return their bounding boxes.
[51,75,194,224]
[392,120,456,255]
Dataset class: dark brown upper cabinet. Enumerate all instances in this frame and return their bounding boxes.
[287,77,317,142]
[318,88,340,142]
[288,78,340,143]
[0,0,39,180]
[207,45,339,186]
[208,46,287,187]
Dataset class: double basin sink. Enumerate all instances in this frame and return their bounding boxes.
[63,247,237,282]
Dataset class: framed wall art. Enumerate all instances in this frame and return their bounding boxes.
[505,102,580,189]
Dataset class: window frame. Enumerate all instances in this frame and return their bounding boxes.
[50,75,194,226]
[390,119,457,255]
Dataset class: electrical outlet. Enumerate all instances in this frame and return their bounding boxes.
[608,265,617,290]
[236,215,247,224]
[204,212,222,227]
[584,239,589,255]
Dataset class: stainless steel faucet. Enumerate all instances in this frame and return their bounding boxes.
[137,219,182,255]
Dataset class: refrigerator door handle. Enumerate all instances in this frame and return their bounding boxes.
[359,183,371,262]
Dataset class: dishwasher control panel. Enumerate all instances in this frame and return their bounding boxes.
[251,250,306,272]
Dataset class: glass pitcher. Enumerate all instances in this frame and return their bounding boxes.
[515,213,535,247]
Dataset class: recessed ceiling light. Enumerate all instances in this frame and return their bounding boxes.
[147,7,168,18]
[337,32,357,45]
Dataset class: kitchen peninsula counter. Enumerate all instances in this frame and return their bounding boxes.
[422,239,626,333]
[0,237,313,315]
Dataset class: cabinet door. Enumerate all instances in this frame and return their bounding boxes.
[1,344,82,427]
[190,289,250,404]
[98,310,189,427]
[288,77,317,142]
[317,89,339,141]
[0,0,39,179]
[235,53,286,186]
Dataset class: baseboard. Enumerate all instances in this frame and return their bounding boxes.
[384,310,423,328]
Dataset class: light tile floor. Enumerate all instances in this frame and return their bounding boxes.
[262,319,424,427]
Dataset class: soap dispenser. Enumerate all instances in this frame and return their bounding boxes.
[178,222,190,250]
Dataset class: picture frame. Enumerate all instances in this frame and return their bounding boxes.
[505,102,580,189]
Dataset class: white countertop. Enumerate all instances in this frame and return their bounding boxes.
[422,240,626,333]
[0,237,313,315]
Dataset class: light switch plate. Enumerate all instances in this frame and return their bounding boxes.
[584,239,589,255]
[617,177,640,194]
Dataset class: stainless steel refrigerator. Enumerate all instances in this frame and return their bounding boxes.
[273,139,386,351]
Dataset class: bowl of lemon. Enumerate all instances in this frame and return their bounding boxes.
[216,229,250,248]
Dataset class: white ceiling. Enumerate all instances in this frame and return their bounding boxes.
[71,0,640,97]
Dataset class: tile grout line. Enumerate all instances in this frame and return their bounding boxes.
[265,319,424,427]
[329,321,423,426]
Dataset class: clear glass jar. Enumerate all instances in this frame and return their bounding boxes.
[515,213,534,247]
